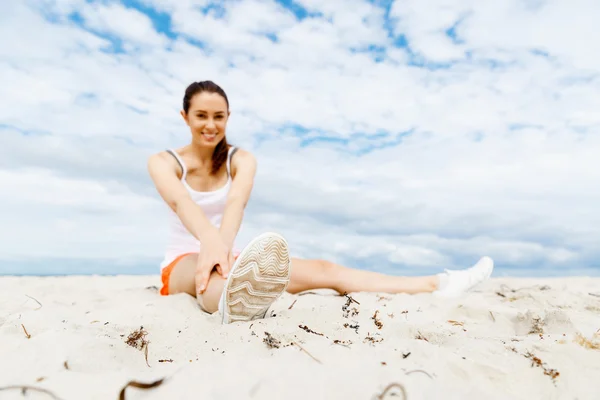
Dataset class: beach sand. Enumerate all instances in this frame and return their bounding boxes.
[1,275,599,400]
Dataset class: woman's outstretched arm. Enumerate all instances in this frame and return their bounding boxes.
[147,152,221,243]
[220,149,257,249]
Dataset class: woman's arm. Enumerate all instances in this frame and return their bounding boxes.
[219,149,257,249]
[147,152,220,243]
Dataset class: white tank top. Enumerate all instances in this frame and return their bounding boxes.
[159,146,239,270]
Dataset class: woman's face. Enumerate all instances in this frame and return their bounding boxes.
[182,91,229,147]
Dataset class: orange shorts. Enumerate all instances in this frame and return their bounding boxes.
[160,252,241,296]
[160,253,195,296]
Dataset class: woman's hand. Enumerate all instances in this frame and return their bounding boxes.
[215,250,235,279]
[195,236,231,295]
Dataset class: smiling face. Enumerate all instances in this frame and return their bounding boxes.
[181,91,230,148]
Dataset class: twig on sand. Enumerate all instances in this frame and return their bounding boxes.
[263,332,281,349]
[405,369,434,379]
[291,341,322,364]
[589,292,600,298]
[144,345,150,368]
[415,331,428,342]
[343,293,360,305]
[342,297,359,318]
[299,324,326,337]
[375,382,407,400]
[288,299,297,310]
[25,295,43,310]
[489,311,496,322]
[119,378,165,400]
[332,339,352,348]
[0,385,63,400]
[524,351,560,383]
[21,324,31,339]
[125,327,151,367]
[372,311,383,329]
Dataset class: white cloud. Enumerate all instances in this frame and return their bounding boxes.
[78,2,169,47]
[1,0,599,275]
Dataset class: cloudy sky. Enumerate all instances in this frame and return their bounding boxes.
[1,0,599,277]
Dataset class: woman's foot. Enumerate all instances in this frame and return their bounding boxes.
[219,232,292,324]
[433,256,494,298]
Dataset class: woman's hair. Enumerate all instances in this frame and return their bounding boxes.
[183,80,231,175]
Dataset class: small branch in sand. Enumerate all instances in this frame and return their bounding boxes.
[415,331,429,342]
[405,369,434,379]
[372,310,383,329]
[21,324,31,339]
[342,295,360,318]
[291,341,322,364]
[489,311,496,322]
[524,351,560,383]
[375,382,407,400]
[288,299,297,310]
[125,327,151,367]
[0,386,63,400]
[364,334,384,345]
[119,378,165,400]
[25,295,43,310]
[343,293,360,305]
[263,332,281,349]
[589,292,600,298]
[344,323,360,334]
[144,345,150,367]
[332,339,352,348]
[299,324,326,337]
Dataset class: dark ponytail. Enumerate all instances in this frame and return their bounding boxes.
[183,80,231,175]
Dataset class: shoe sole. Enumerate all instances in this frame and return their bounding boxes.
[221,232,291,324]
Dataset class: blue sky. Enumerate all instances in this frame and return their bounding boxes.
[1,0,599,277]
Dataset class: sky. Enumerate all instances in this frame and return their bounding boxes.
[1,0,599,277]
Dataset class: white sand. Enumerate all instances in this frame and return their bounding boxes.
[1,275,599,400]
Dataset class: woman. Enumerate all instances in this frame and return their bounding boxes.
[148,81,494,324]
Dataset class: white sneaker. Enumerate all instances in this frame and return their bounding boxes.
[433,256,494,298]
[219,232,292,324]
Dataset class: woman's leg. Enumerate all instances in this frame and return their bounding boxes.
[286,256,494,296]
[286,258,439,295]
[165,254,494,311]
[166,254,226,313]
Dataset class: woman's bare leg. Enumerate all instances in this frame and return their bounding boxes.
[166,254,225,313]
[165,255,432,313]
[286,258,439,295]
[166,254,494,312]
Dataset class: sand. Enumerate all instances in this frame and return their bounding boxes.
[1,275,599,400]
